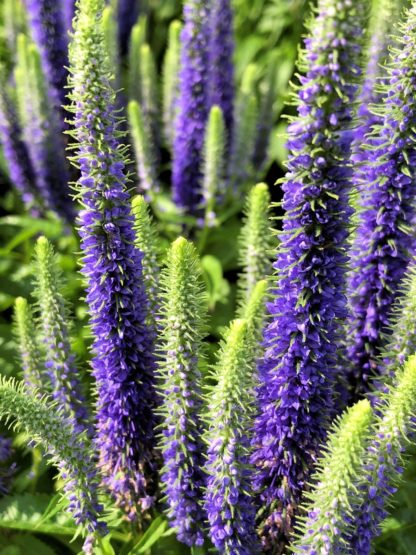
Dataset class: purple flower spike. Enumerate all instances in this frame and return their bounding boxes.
[208,0,234,142]
[68,0,157,517]
[204,319,260,555]
[0,79,38,211]
[172,0,210,212]
[156,238,206,547]
[118,0,140,56]
[250,0,366,550]
[346,9,416,400]
[15,35,73,222]
[25,0,69,110]
[353,0,400,147]
[345,355,416,554]
[34,237,91,435]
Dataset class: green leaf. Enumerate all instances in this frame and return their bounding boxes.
[201,255,230,310]
[94,535,116,555]
[0,494,76,535]
[0,216,62,254]
[127,516,170,554]
[0,534,58,555]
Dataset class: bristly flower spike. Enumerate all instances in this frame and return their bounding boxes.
[228,64,259,191]
[138,43,160,149]
[382,260,416,374]
[0,377,106,554]
[353,0,401,147]
[127,15,147,103]
[131,195,162,331]
[25,0,69,110]
[201,105,226,227]
[241,279,268,351]
[204,319,260,555]
[0,73,38,211]
[156,237,207,547]
[33,237,90,433]
[236,182,273,309]
[346,3,416,399]
[14,297,43,391]
[346,354,416,553]
[252,52,279,172]
[102,4,119,85]
[14,35,73,222]
[162,20,181,150]
[172,0,210,212]
[208,0,234,142]
[68,0,157,517]
[128,100,160,198]
[251,0,367,549]
[293,400,373,555]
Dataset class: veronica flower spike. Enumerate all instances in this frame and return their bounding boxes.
[353,0,400,147]
[131,195,162,331]
[25,0,69,110]
[346,355,416,554]
[208,0,234,141]
[14,297,43,391]
[14,35,73,222]
[68,0,157,517]
[162,20,181,150]
[347,2,416,399]
[33,237,90,433]
[127,16,147,104]
[0,377,106,554]
[229,65,258,190]
[251,0,367,550]
[172,0,210,212]
[204,319,259,555]
[236,182,273,309]
[205,320,259,555]
[128,100,160,198]
[0,75,38,211]
[241,279,268,351]
[382,260,416,373]
[201,105,226,228]
[156,237,207,546]
[293,400,373,555]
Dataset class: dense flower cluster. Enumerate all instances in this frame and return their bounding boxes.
[251,0,366,549]
[347,9,416,398]
[33,237,90,432]
[14,34,73,221]
[68,0,157,516]
[352,0,400,148]
[347,355,416,553]
[25,0,69,109]
[208,0,234,140]
[14,297,43,391]
[156,238,206,546]
[293,400,373,554]
[0,377,106,553]
[0,79,37,210]
[172,0,210,210]
[204,320,259,555]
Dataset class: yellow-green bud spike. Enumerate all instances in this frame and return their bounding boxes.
[237,183,274,307]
